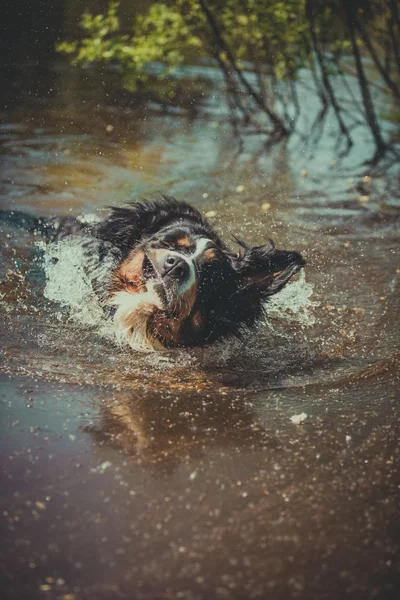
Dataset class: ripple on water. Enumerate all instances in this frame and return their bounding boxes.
[1,217,398,395]
[1,61,399,396]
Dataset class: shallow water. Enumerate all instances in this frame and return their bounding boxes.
[1,56,400,599]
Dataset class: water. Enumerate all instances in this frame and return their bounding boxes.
[1,55,400,599]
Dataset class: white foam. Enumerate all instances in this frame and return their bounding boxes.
[266,270,319,327]
[42,239,318,355]
[76,213,102,225]
[43,238,113,337]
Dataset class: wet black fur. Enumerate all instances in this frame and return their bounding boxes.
[95,195,305,347]
[0,197,305,347]
[96,195,225,259]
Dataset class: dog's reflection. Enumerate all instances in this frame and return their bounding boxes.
[85,390,279,476]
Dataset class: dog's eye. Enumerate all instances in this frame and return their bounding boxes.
[153,240,174,250]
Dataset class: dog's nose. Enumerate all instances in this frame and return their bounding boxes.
[162,255,189,281]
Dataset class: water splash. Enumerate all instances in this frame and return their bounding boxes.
[43,238,112,336]
[266,271,319,328]
[42,238,319,362]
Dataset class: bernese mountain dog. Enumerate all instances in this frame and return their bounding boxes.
[2,195,305,351]
[90,195,305,350]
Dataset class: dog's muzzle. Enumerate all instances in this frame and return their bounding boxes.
[145,248,196,319]
[145,248,192,287]
[161,255,190,282]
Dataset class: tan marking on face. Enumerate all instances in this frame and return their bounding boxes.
[111,269,147,294]
[203,248,216,261]
[176,237,192,248]
[120,250,145,280]
[151,312,185,345]
[114,250,147,293]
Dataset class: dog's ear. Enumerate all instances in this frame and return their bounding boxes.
[232,238,305,298]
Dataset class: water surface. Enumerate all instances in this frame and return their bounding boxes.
[1,57,400,599]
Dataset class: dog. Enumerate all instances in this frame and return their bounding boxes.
[1,195,305,351]
[89,195,305,350]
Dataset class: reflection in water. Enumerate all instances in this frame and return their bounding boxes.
[2,370,399,599]
[85,389,279,477]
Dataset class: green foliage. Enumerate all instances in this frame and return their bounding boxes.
[218,0,309,78]
[57,0,313,93]
[57,1,204,92]
[57,0,398,156]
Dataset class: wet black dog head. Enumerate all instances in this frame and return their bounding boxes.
[97,196,305,350]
